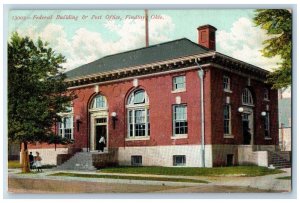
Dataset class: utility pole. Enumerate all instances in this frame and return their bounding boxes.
[145,9,149,47]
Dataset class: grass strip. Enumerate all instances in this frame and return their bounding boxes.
[99,166,284,177]
[276,176,291,180]
[49,172,209,184]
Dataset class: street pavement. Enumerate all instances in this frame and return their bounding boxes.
[7,167,291,193]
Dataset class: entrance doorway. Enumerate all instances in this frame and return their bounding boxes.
[242,114,250,144]
[90,113,108,151]
[95,125,107,151]
[241,109,253,145]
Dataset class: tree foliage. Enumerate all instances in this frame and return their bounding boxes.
[253,9,292,89]
[8,33,74,144]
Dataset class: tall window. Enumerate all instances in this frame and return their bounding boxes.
[264,112,270,138]
[173,76,186,91]
[59,117,73,139]
[223,76,231,91]
[264,88,269,100]
[242,88,253,105]
[127,89,150,138]
[91,94,107,109]
[224,104,231,135]
[58,105,74,139]
[173,105,188,136]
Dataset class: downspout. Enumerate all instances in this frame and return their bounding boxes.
[196,61,205,167]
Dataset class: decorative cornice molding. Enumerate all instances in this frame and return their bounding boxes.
[66,51,269,88]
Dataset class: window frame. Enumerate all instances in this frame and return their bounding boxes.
[223,104,232,137]
[172,104,188,137]
[58,106,74,140]
[242,88,254,106]
[173,155,186,166]
[91,94,107,110]
[172,75,186,92]
[126,89,150,139]
[264,88,270,101]
[264,112,271,139]
[223,75,231,92]
[131,155,142,166]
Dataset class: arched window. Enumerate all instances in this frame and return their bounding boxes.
[242,88,253,105]
[91,94,107,109]
[127,89,150,138]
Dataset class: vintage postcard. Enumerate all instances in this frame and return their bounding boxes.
[7,8,292,195]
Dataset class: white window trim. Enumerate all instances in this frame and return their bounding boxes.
[91,95,107,109]
[58,115,74,139]
[171,88,186,94]
[223,104,232,136]
[172,104,188,137]
[171,134,188,139]
[126,89,150,139]
[125,137,150,141]
[242,88,254,106]
[223,76,231,92]
[172,75,186,92]
[224,135,234,139]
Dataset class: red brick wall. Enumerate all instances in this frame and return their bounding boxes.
[68,68,204,149]
[210,67,278,145]
[28,65,278,150]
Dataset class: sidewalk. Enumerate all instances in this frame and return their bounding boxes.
[8,167,291,192]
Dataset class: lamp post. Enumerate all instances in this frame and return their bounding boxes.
[111,112,117,129]
[76,115,81,132]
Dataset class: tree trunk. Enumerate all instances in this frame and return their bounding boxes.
[20,142,30,173]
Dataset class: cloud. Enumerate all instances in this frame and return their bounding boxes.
[217,17,282,71]
[15,15,175,71]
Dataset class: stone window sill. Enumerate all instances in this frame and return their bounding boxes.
[171,89,186,94]
[125,137,150,141]
[171,134,188,139]
[224,135,234,139]
[224,89,232,93]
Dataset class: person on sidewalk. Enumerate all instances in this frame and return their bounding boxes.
[35,152,43,172]
[99,135,106,152]
[28,152,34,170]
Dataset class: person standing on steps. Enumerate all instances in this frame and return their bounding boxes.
[99,135,105,152]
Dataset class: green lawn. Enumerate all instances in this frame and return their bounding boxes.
[49,172,209,183]
[8,161,21,169]
[99,166,284,177]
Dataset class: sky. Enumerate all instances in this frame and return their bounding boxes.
[8,9,282,72]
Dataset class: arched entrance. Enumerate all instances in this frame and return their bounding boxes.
[241,88,254,145]
[89,94,108,151]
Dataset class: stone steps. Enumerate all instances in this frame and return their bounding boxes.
[56,152,106,171]
[268,150,291,169]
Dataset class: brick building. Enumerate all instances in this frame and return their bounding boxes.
[28,24,281,168]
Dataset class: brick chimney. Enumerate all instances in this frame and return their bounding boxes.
[197,25,217,51]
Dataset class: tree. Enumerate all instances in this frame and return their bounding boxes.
[8,33,74,172]
[253,9,292,89]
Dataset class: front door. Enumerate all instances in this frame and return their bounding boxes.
[242,114,250,144]
[242,110,253,145]
[95,125,107,150]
